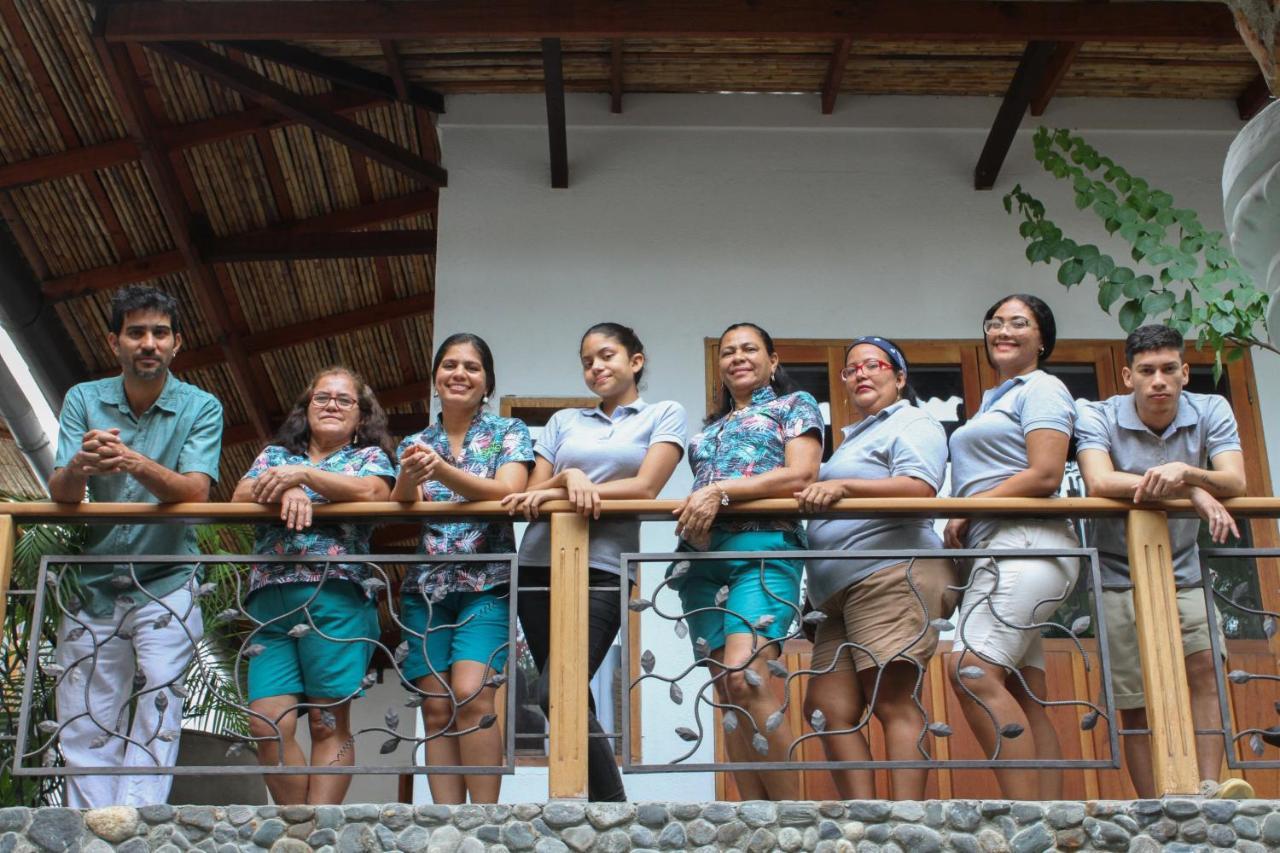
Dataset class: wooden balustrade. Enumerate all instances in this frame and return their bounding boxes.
[3,497,1278,798]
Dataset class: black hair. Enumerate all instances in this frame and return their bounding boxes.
[982,293,1057,366]
[844,336,919,407]
[109,285,183,336]
[706,322,798,425]
[272,365,395,457]
[1124,324,1184,365]
[432,332,496,398]
[581,322,646,385]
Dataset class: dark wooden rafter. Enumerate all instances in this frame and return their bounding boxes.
[0,1,134,265]
[200,229,437,262]
[973,41,1057,191]
[42,188,438,300]
[1238,73,1274,122]
[101,1,1241,44]
[380,40,412,101]
[223,39,444,113]
[1029,41,1081,116]
[541,38,568,189]
[90,27,273,440]
[148,42,447,188]
[610,39,624,114]
[221,377,434,445]
[820,37,852,115]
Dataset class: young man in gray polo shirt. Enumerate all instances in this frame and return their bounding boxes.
[48,285,223,807]
[1076,324,1247,798]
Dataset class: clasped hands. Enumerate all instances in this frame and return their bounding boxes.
[71,429,143,475]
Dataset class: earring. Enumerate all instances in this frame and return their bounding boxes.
[483,395,490,404]
[431,391,439,399]
[769,371,776,382]
[1038,347,1045,356]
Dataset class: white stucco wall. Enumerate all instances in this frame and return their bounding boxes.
[417,93,1275,803]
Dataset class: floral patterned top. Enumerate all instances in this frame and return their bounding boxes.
[687,386,824,538]
[399,411,534,598]
[243,443,396,596]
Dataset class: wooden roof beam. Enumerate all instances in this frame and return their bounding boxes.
[821,37,852,115]
[224,39,444,113]
[91,30,273,441]
[379,40,412,102]
[541,38,568,189]
[149,42,447,188]
[42,189,438,300]
[101,1,1241,44]
[974,41,1057,191]
[1029,41,1081,116]
[200,229,437,262]
[0,90,381,191]
[610,39,623,114]
[1238,73,1274,122]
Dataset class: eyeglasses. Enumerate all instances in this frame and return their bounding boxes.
[310,393,358,410]
[983,316,1034,334]
[840,358,893,380]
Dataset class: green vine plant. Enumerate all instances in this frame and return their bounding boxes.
[1004,127,1275,378]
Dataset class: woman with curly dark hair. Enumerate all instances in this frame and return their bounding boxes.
[231,365,396,805]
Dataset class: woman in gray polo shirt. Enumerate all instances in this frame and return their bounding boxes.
[798,336,956,800]
[503,322,687,801]
[944,293,1078,800]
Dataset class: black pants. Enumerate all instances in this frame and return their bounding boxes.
[517,567,628,802]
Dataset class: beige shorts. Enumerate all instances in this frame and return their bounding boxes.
[952,519,1081,672]
[810,559,960,673]
[1101,586,1225,710]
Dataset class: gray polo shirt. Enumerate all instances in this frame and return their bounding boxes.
[54,374,224,616]
[1076,391,1241,588]
[949,370,1075,547]
[517,398,687,575]
[806,400,948,608]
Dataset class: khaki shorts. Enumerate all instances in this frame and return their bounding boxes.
[952,519,1081,672]
[1101,586,1226,710]
[810,559,959,673]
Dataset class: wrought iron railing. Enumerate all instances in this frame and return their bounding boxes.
[2,497,1277,797]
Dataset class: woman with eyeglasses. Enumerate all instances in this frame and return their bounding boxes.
[391,333,533,804]
[232,366,397,805]
[671,321,823,801]
[502,322,687,802]
[944,293,1078,800]
[797,336,956,800]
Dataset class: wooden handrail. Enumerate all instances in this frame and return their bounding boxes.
[6,496,1280,522]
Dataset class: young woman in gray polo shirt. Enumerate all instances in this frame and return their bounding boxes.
[503,322,687,801]
[797,336,957,800]
[944,293,1078,800]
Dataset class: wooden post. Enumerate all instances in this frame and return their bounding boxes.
[0,516,14,634]
[1127,509,1200,795]
[548,512,589,798]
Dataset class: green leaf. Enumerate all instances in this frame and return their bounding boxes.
[1123,274,1154,299]
[1072,175,1092,192]
[1025,240,1052,263]
[1074,192,1091,210]
[1002,194,1014,214]
[1093,199,1117,219]
[1211,314,1237,335]
[1049,239,1079,261]
[1076,244,1100,259]
[1118,299,1146,332]
[1058,260,1086,286]
[1082,254,1116,279]
[1098,280,1123,312]
[1226,347,1246,363]
[1142,290,1176,315]
[1115,176,1131,193]
[1109,267,1135,284]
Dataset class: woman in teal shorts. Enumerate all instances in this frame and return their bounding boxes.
[392,333,533,804]
[233,366,396,805]
[673,322,823,800]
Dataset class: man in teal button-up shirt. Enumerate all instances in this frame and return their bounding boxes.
[48,285,223,808]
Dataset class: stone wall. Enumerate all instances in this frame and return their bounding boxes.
[3,800,1280,853]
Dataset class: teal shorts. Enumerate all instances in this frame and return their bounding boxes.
[245,580,380,702]
[670,529,803,659]
[400,587,510,681]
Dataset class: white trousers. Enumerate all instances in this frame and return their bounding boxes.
[55,583,203,808]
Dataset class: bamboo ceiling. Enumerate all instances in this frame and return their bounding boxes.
[0,0,1266,498]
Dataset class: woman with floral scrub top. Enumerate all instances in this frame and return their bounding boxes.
[944,293,1078,800]
[673,322,822,801]
[503,322,687,802]
[233,366,396,806]
[392,333,533,804]
[799,336,956,801]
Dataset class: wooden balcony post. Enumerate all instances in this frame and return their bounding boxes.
[548,512,589,798]
[0,516,13,632]
[1126,508,1200,795]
